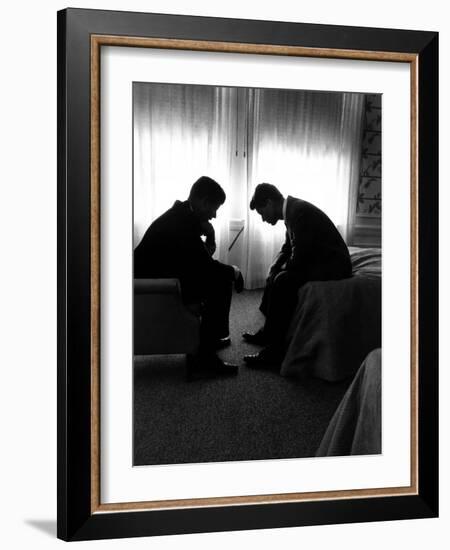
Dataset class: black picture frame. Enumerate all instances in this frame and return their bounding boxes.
[57,7,438,541]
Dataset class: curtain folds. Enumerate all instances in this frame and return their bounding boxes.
[133,83,364,288]
[244,89,364,288]
[133,83,236,261]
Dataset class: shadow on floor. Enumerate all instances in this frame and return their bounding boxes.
[25,519,56,538]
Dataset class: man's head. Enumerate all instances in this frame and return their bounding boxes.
[249,183,284,225]
[188,176,226,222]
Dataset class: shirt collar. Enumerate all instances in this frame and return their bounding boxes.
[282,197,288,221]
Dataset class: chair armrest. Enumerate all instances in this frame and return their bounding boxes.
[134,278,180,295]
[133,277,200,355]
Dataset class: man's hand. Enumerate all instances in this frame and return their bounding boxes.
[266,272,276,286]
[266,267,279,286]
[200,221,215,239]
[266,261,286,286]
[200,221,216,255]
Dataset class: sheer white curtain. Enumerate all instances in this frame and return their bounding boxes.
[133,83,236,263]
[133,83,364,286]
[244,89,364,288]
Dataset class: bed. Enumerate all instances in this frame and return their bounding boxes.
[316,348,382,456]
[280,247,381,382]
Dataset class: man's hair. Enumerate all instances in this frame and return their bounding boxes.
[189,176,226,205]
[249,183,284,210]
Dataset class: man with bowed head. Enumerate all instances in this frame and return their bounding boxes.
[134,176,244,377]
[243,183,352,369]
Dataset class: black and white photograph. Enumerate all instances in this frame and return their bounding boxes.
[1,0,444,546]
[132,81,382,466]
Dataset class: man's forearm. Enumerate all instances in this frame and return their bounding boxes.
[204,235,216,256]
[269,251,289,275]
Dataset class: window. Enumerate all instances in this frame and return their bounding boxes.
[133,82,366,287]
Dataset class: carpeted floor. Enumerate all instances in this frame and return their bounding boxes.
[133,289,351,466]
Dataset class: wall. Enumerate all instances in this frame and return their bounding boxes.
[353,93,382,247]
[1,1,447,549]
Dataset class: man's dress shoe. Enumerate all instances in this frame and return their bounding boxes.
[242,329,267,346]
[210,356,239,375]
[213,336,231,350]
[243,347,283,369]
[187,352,238,381]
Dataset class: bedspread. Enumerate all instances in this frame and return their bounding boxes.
[316,348,382,456]
[280,247,381,382]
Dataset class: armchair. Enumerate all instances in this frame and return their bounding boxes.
[134,279,200,356]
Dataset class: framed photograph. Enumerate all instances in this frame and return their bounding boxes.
[57,8,438,541]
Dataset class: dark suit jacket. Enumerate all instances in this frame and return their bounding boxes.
[134,200,234,302]
[271,196,352,283]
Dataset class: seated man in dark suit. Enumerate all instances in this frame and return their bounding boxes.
[243,183,352,368]
[134,176,243,376]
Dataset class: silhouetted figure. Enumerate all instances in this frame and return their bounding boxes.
[135,176,243,377]
[243,183,352,369]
